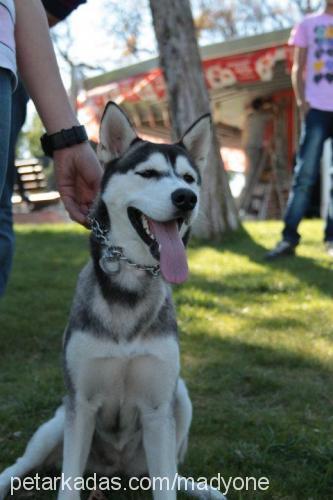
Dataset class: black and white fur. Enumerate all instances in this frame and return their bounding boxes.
[0,103,225,500]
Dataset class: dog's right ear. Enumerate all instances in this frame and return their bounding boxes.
[98,102,137,164]
[180,113,212,173]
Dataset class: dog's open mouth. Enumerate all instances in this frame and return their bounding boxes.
[127,207,188,284]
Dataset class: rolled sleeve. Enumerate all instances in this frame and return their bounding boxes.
[0,0,17,88]
[42,0,87,20]
[288,21,308,48]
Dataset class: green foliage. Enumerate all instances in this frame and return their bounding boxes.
[0,220,332,499]
[17,113,45,159]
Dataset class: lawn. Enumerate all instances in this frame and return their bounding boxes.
[0,219,332,499]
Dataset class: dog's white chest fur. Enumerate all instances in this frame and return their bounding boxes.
[66,332,180,411]
[65,332,180,476]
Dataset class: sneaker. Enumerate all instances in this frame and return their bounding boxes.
[265,240,296,261]
[325,241,333,257]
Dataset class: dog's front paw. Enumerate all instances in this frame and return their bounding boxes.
[199,489,227,500]
[87,490,108,500]
[0,483,8,500]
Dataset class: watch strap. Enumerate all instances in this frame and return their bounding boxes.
[40,125,88,157]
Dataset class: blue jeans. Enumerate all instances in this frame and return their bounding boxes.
[0,80,29,297]
[283,108,333,245]
[0,69,13,297]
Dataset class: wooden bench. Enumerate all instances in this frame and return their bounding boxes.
[12,159,60,210]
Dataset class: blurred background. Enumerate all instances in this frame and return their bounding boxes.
[16,0,328,226]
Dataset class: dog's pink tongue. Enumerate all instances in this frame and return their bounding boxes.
[149,219,188,284]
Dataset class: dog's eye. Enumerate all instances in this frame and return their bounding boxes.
[183,174,195,184]
[136,169,160,178]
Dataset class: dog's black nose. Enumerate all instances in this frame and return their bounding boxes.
[171,189,197,211]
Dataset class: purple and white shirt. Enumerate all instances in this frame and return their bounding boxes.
[0,0,16,87]
[289,11,333,111]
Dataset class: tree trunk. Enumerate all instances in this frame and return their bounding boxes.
[149,0,239,238]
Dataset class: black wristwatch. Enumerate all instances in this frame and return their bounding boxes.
[40,125,88,157]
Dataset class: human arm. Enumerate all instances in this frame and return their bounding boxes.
[291,46,309,118]
[15,0,78,134]
[14,0,102,224]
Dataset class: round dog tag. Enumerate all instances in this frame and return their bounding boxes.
[99,256,120,275]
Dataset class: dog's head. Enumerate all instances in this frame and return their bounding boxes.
[93,102,211,284]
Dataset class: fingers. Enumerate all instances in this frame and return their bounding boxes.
[53,143,103,225]
[58,179,95,226]
[61,194,87,226]
[80,203,90,217]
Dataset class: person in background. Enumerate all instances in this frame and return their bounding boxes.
[0,0,102,297]
[240,96,275,211]
[266,0,333,260]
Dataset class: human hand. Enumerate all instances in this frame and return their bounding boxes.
[298,100,310,120]
[53,142,103,226]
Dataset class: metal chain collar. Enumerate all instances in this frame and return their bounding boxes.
[88,216,160,277]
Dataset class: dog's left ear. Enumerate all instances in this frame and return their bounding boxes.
[180,114,212,172]
[98,102,137,163]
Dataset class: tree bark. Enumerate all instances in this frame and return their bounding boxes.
[149,0,239,238]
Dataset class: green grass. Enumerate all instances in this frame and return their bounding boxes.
[0,219,333,499]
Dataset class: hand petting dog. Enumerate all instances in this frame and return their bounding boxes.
[54,142,103,226]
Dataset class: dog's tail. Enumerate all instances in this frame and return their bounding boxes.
[177,475,227,499]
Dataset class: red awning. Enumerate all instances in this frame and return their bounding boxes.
[78,44,293,142]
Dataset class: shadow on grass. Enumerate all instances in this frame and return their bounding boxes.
[1,226,331,499]
[12,226,333,298]
[191,226,333,298]
[1,332,332,499]
[180,331,333,500]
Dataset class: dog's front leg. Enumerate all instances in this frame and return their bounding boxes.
[58,397,97,500]
[141,404,177,500]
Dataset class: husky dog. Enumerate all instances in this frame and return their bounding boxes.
[0,103,225,500]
